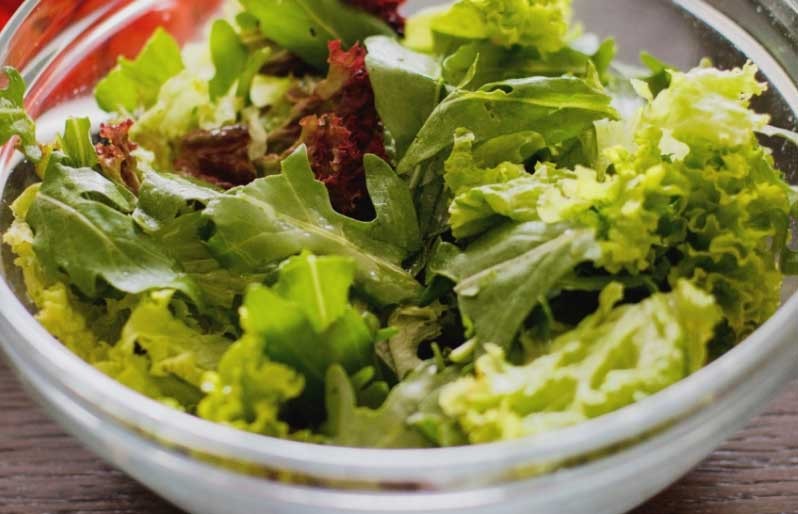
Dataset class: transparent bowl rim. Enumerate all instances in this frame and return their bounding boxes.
[1,0,797,483]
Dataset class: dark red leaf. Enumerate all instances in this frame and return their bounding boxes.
[95,119,141,193]
[174,125,257,190]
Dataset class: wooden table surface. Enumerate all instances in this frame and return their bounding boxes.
[2,358,798,514]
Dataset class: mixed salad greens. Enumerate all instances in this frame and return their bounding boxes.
[1,0,797,448]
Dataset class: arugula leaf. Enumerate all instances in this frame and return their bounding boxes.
[209,20,249,100]
[134,169,221,233]
[436,226,599,351]
[441,38,616,89]
[205,147,422,305]
[439,280,721,443]
[385,304,446,379]
[57,118,98,169]
[95,28,185,113]
[365,36,446,159]
[26,161,201,303]
[240,0,395,70]
[398,75,618,174]
[325,363,459,448]
[242,253,379,404]
[0,67,40,162]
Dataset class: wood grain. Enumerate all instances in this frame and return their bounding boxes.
[1,357,797,514]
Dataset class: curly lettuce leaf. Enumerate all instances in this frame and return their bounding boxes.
[0,67,41,162]
[95,28,185,113]
[240,0,395,70]
[439,280,721,443]
[398,74,617,175]
[238,252,380,405]
[205,147,422,305]
[431,0,573,52]
[112,290,230,388]
[197,292,305,436]
[130,70,239,170]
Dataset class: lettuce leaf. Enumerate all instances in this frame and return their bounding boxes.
[430,0,573,52]
[240,252,380,405]
[0,67,40,162]
[433,225,599,351]
[26,160,201,303]
[209,20,249,100]
[57,118,98,169]
[440,38,616,89]
[240,0,395,70]
[365,36,446,159]
[325,363,459,448]
[205,147,422,305]
[94,28,185,113]
[130,70,239,170]
[197,286,305,436]
[398,74,617,175]
[110,290,230,388]
[438,280,721,443]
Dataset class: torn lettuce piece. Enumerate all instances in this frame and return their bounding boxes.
[96,289,231,410]
[253,252,380,403]
[437,227,599,351]
[325,363,460,448]
[0,67,41,162]
[95,28,185,113]
[384,303,447,379]
[365,36,446,159]
[439,280,722,443]
[197,292,305,436]
[398,74,617,175]
[430,0,573,52]
[240,0,395,70]
[26,160,201,304]
[205,147,422,306]
[130,69,239,170]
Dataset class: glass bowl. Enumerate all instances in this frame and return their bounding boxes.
[1,1,797,513]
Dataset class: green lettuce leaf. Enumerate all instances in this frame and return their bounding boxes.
[383,304,447,379]
[26,161,201,303]
[439,280,721,443]
[440,38,616,89]
[0,67,41,162]
[197,290,305,436]
[57,118,98,169]
[398,75,617,175]
[325,363,459,448]
[130,70,239,170]
[240,252,380,405]
[95,28,185,113]
[430,0,573,52]
[434,225,599,351]
[209,20,249,100]
[365,36,446,159]
[240,0,395,70]
[102,289,230,390]
[205,148,422,305]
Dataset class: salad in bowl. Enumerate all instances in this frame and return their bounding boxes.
[0,0,796,450]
